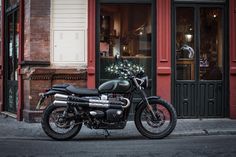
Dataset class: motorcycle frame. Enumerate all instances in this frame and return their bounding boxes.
[36,75,160,123]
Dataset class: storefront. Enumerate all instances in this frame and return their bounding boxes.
[0,0,235,122]
[173,2,228,118]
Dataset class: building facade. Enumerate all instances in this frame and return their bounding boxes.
[0,0,235,122]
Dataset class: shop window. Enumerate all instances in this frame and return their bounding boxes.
[200,8,223,80]
[175,7,223,81]
[99,4,152,82]
[176,7,195,80]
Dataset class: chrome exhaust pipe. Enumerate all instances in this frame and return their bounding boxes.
[53,100,68,106]
[53,100,123,109]
[54,94,68,101]
[53,95,130,109]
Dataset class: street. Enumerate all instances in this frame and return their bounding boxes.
[0,135,236,157]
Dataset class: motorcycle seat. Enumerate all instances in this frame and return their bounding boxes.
[66,85,99,96]
[52,84,70,88]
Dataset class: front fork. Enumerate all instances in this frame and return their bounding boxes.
[132,77,159,120]
[139,89,158,120]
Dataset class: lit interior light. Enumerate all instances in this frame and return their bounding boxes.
[185,34,193,42]
[123,46,127,51]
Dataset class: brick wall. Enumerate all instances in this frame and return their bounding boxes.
[23,68,87,122]
[22,0,87,122]
[24,0,50,61]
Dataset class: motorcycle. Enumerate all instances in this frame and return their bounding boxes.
[36,55,177,140]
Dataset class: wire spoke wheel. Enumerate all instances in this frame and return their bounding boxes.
[48,107,76,134]
[141,104,171,134]
[41,104,82,140]
[135,98,177,139]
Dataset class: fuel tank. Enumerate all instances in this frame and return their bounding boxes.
[98,80,131,93]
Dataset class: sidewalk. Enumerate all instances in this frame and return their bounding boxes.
[1,113,236,140]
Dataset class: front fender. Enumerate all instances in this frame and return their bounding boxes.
[135,96,161,111]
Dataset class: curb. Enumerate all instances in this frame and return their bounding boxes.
[0,130,236,140]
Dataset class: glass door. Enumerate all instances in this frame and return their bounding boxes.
[174,5,226,118]
[5,9,19,113]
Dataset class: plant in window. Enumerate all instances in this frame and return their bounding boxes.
[106,60,145,78]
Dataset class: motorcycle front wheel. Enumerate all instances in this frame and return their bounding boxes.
[41,104,82,140]
[135,98,177,139]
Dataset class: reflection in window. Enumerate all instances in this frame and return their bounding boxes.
[99,4,152,82]
[6,0,19,11]
[200,8,223,80]
[176,8,195,80]
[7,10,19,81]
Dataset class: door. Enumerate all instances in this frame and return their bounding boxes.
[173,5,227,118]
[96,1,156,116]
[4,9,19,113]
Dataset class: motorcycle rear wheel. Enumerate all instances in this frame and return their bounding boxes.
[41,104,82,140]
[134,98,177,139]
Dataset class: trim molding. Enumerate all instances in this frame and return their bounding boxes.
[157,0,171,62]
[87,0,96,88]
[156,0,171,101]
[20,60,50,66]
[157,67,171,75]
[230,67,236,75]
[25,73,87,80]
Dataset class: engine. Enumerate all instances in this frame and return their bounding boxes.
[89,94,124,122]
[89,109,123,122]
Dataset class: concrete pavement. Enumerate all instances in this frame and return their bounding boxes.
[1,113,236,140]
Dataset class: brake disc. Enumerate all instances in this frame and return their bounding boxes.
[145,110,165,128]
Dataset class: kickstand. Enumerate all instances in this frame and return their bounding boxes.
[103,129,110,138]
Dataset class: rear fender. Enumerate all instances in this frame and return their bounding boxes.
[135,96,160,111]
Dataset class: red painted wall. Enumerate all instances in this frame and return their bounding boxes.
[229,0,236,119]
[87,0,96,89]
[17,0,24,120]
[156,0,171,102]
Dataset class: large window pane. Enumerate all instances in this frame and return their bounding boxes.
[176,8,195,80]
[200,8,223,80]
[99,4,152,94]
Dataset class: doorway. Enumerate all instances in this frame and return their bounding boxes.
[4,4,19,114]
[173,5,228,118]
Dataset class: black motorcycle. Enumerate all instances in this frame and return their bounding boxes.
[37,56,177,140]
